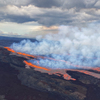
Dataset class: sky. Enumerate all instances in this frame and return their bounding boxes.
[0,0,100,38]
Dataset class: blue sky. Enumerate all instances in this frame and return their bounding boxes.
[0,0,100,37]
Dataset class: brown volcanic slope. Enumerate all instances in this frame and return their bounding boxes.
[0,46,100,100]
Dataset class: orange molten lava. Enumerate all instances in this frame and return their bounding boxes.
[92,67,100,72]
[17,52,37,58]
[24,60,50,71]
[4,47,37,58]
[4,47,16,53]
[4,47,100,81]
[4,47,93,69]
[24,60,76,81]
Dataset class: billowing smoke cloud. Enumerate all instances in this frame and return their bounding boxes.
[10,23,100,69]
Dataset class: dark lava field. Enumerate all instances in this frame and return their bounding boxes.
[0,36,100,100]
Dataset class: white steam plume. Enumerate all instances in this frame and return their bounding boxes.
[10,24,100,69]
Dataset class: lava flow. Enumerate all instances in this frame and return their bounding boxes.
[4,47,100,81]
[24,60,50,71]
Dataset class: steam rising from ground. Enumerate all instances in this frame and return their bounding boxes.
[10,24,100,69]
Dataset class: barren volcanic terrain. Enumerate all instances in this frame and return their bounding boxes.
[0,45,100,100]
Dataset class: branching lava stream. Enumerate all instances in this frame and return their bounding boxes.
[4,47,100,81]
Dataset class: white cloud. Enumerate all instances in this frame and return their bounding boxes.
[10,24,100,69]
[0,0,100,29]
[0,0,30,7]
[0,4,100,26]
[1,5,44,16]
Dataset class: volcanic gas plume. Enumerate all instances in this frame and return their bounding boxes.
[5,24,100,80]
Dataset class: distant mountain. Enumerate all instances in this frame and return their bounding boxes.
[0,36,36,46]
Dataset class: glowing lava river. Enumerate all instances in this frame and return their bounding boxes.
[4,47,100,81]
